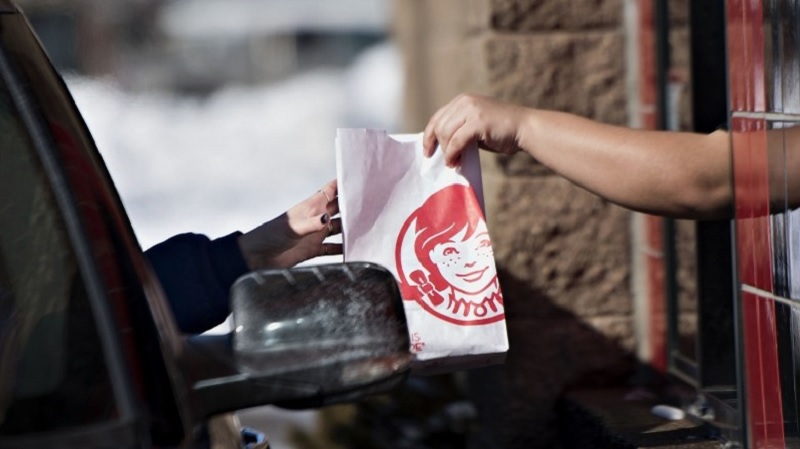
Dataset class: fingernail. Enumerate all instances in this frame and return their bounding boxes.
[321,213,329,224]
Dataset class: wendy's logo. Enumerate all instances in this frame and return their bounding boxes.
[395,184,504,326]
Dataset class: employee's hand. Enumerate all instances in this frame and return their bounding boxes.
[423,93,528,167]
[237,179,342,269]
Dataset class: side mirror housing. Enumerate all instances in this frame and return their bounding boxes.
[180,262,411,418]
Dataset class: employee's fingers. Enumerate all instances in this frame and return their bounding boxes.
[423,103,449,157]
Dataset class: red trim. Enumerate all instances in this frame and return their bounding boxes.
[727,0,767,112]
[728,0,782,439]
[732,118,783,448]
[741,291,785,447]
[731,117,772,289]
[727,0,745,110]
[636,0,667,372]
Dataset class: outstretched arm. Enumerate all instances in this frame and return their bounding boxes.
[423,94,732,220]
[146,180,342,333]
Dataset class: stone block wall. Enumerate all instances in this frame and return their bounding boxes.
[392,1,643,447]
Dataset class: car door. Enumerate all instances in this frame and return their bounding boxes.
[0,2,193,447]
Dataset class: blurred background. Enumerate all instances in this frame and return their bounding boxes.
[15,0,401,250]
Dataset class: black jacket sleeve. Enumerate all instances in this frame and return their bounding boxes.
[145,232,250,334]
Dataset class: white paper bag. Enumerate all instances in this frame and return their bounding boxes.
[335,129,508,374]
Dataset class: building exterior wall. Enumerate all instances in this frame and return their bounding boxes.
[393,1,636,446]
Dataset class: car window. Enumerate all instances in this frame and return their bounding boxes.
[0,75,117,434]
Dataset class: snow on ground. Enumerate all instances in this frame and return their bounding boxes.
[68,41,402,251]
[66,41,402,448]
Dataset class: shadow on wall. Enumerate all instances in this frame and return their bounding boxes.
[465,268,638,449]
[290,268,643,449]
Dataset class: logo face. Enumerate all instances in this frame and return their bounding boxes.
[395,184,504,325]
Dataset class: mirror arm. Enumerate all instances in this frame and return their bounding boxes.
[178,334,321,419]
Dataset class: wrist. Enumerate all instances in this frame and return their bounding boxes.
[514,106,540,158]
[236,232,259,271]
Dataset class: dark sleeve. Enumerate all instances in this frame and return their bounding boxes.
[145,232,250,334]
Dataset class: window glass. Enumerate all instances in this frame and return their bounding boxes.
[0,60,116,436]
[763,0,800,441]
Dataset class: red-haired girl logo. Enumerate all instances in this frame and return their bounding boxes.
[395,184,504,325]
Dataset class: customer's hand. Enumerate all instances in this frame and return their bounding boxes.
[423,93,528,167]
[237,179,342,269]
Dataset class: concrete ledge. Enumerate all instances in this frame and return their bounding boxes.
[557,388,724,448]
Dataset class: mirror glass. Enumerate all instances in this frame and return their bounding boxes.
[231,262,412,393]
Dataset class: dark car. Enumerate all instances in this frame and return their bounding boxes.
[0,2,411,447]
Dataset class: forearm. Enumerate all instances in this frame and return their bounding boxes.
[146,232,249,333]
[517,109,733,219]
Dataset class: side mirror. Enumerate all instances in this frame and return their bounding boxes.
[180,262,412,419]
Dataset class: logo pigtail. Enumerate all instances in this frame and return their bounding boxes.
[410,270,445,307]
